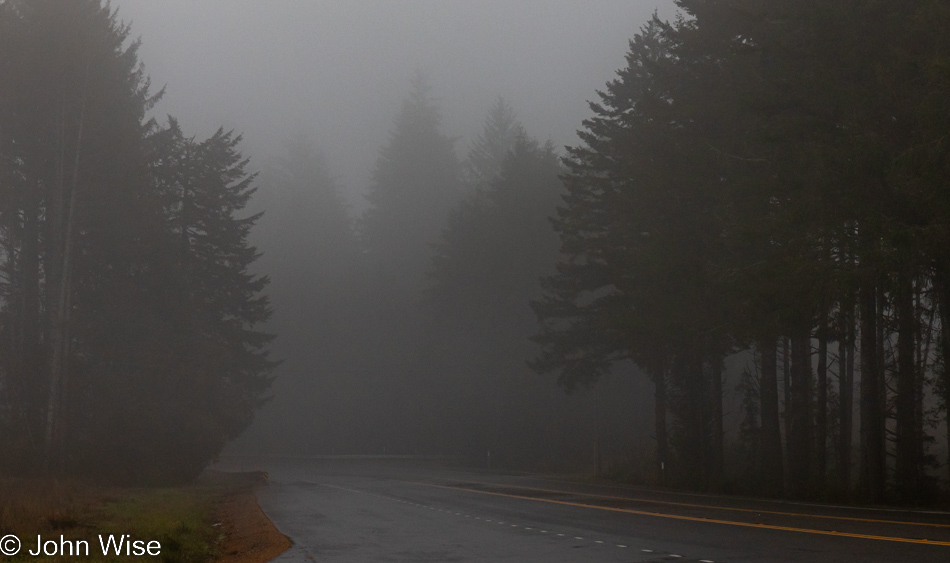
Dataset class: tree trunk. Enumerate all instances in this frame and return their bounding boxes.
[43,182,78,474]
[817,313,828,490]
[19,202,43,459]
[653,358,668,486]
[782,336,791,466]
[860,282,885,503]
[672,346,708,490]
[933,273,950,486]
[838,305,855,495]
[916,285,931,498]
[895,272,919,502]
[696,349,709,491]
[709,355,724,492]
[759,337,784,495]
[43,91,85,474]
[787,331,814,497]
[42,102,67,475]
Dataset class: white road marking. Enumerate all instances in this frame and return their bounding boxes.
[351,483,699,560]
[700,560,715,562]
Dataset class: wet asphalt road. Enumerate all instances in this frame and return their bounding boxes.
[227,458,950,562]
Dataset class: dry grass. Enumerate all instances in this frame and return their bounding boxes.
[0,477,101,537]
[0,472,281,562]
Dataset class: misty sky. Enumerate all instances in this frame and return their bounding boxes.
[113,0,676,208]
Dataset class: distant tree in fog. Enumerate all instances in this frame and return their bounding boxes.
[427,131,563,463]
[361,76,462,295]
[430,134,562,322]
[463,96,526,192]
[262,136,357,293]
[232,136,365,455]
[254,135,361,361]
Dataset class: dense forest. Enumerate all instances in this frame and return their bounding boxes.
[0,0,273,483]
[533,1,950,503]
[248,0,950,505]
[3,0,950,506]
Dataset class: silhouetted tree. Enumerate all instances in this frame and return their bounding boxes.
[356,76,462,454]
[462,96,526,191]
[428,133,563,463]
[238,136,362,455]
[0,1,274,483]
[533,17,734,489]
[362,76,462,295]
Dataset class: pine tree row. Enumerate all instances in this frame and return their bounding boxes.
[0,0,272,483]
[534,1,950,502]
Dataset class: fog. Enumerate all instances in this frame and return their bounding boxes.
[97,0,680,473]
[5,0,948,504]
[114,0,676,209]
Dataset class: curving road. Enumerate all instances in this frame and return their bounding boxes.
[227,458,950,562]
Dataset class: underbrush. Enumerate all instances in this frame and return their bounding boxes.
[0,474,244,562]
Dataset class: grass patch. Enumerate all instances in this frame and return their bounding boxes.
[0,473,259,562]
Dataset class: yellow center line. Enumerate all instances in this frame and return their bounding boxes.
[435,479,950,528]
[403,481,950,547]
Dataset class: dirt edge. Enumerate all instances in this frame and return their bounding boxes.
[210,472,293,563]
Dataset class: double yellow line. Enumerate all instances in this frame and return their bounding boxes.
[406,481,950,547]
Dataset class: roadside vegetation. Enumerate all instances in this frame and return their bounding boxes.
[0,472,272,562]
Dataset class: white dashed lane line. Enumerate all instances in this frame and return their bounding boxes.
[321,483,720,561]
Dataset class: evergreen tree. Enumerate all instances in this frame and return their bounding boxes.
[361,76,462,295]
[533,16,734,489]
[463,96,526,191]
[0,0,161,473]
[239,136,362,455]
[538,0,950,500]
[130,119,274,482]
[0,2,274,482]
[353,76,462,454]
[428,134,563,463]
[431,135,561,322]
